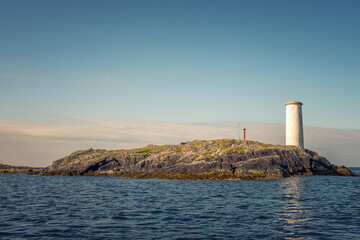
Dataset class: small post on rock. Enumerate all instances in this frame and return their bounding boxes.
[243,128,246,142]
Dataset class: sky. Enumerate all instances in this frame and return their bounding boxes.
[0,0,359,167]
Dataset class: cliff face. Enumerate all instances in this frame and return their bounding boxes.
[42,139,356,180]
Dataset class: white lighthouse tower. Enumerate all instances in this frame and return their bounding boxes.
[285,101,304,148]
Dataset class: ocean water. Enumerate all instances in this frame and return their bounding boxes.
[0,169,359,240]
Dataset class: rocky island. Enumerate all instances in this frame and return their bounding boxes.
[39,139,356,180]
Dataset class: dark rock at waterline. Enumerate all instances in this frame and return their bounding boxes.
[41,139,357,180]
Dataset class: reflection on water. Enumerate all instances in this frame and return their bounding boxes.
[276,176,312,239]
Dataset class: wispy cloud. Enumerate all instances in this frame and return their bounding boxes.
[2,74,24,81]
[0,116,359,167]
[102,77,112,82]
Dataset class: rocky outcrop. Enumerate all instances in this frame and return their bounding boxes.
[41,139,357,180]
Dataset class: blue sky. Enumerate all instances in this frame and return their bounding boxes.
[1,0,360,166]
[0,0,360,129]
[1,0,360,129]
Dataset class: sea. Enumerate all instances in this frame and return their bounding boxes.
[0,168,359,240]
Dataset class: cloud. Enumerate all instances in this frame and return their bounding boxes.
[0,117,359,167]
[102,77,112,82]
[2,74,24,81]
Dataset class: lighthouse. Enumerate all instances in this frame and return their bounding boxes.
[285,101,304,148]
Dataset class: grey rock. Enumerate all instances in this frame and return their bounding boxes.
[41,139,357,178]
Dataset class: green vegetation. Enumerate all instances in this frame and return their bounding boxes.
[135,148,151,153]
